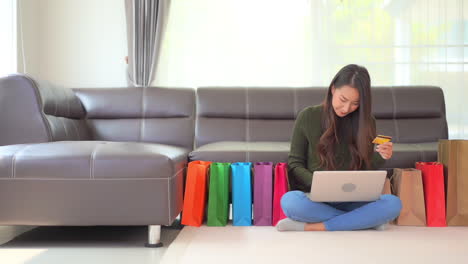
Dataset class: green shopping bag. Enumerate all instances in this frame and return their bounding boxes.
[207,162,231,226]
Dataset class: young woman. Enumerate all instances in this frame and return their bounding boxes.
[277,64,402,232]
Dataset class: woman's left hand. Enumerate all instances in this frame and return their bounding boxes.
[376,142,393,160]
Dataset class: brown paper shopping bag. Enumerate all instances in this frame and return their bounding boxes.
[438,140,468,226]
[391,168,427,226]
[381,178,391,195]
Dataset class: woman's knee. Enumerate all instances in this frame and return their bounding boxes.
[380,194,402,218]
[281,191,305,207]
[281,191,307,217]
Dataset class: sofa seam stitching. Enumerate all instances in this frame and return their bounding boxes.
[89,143,102,179]
[71,119,81,140]
[140,86,147,141]
[23,75,54,141]
[245,87,250,162]
[4,164,186,181]
[167,177,171,224]
[390,87,400,142]
[11,145,31,178]
[60,117,68,140]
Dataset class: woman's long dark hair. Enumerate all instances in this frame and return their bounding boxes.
[317,64,376,170]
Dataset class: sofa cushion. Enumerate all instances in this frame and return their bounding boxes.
[0,141,189,179]
[189,141,290,163]
[189,141,438,170]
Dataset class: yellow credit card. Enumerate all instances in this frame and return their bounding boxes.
[372,135,392,144]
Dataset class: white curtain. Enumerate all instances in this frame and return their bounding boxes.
[125,0,171,87]
[156,0,467,139]
[0,0,17,76]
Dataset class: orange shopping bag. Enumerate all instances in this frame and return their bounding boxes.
[181,161,212,227]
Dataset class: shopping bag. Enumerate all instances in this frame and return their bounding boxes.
[253,162,273,226]
[207,162,231,226]
[381,178,391,195]
[231,162,253,226]
[181,160,212,227]
[391,168,427,226]
[438,139,468,226]
[415,162,447,227]
[273,162,289,226]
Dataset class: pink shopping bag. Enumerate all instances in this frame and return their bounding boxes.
[273,162,289,226]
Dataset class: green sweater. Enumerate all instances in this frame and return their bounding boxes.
[288,104,386,192]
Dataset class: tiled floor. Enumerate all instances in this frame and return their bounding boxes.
[0,226,181,264]
[2,224,468,264]
[162,224,468,264]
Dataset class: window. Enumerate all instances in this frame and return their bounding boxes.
[158,0,467,139]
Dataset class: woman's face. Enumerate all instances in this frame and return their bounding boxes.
[331,85,360,118]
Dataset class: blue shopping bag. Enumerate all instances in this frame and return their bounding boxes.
[231,162,253,226]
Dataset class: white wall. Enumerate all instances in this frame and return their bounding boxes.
[0,0,17,77]
[155,0,313,88]
[18,0,128,88]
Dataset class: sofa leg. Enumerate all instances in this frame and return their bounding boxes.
[144,225,163,248]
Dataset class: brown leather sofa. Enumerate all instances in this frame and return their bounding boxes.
[0,75,448,246]
[0,74,194,247]
[191,86,448,168]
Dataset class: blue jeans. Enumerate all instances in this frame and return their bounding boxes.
[280,191,402,231]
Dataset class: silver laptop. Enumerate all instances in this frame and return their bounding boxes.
[309,170,387,202]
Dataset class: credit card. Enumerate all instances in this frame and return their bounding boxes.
[372,135,392,144]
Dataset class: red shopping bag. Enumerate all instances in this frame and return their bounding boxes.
[415,162,447,227]
[181,161,212,227]
[273,163,289,226]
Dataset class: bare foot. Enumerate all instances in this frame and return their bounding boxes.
[304,222,327,231]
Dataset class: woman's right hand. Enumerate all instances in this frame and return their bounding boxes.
[376,142,393,160]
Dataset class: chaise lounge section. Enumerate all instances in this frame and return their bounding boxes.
[0,74,195,247]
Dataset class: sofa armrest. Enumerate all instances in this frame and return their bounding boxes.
[0,74,90,146]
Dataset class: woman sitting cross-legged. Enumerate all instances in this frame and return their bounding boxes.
[277,64,402,232]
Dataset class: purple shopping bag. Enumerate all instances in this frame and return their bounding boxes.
[253,162,273,226]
